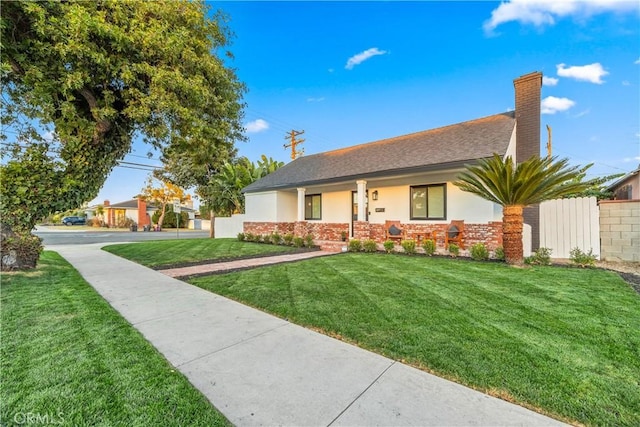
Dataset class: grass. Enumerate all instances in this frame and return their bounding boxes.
[188,253,640,426]
[103,238,303,268]
[1,251,230,426]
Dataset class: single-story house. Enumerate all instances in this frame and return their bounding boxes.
[606,165,639,200]
[242,72,544,251]
[88,198,196,228]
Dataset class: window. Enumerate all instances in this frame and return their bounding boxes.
[410,184,446,220]
[305,194,322,220]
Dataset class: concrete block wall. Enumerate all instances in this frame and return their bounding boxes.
[599,200,640,262]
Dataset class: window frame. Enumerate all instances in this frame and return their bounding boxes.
[409,183,447,220]
[304,194,322,220]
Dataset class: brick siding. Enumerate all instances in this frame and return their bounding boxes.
[244,221,503,250]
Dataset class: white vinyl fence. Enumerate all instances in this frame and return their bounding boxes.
[540,197,600,259]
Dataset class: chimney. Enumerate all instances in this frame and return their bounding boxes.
[137,198,148,227]
[104,200,110,207]
[513,71,542,163]
[513,71,543,250]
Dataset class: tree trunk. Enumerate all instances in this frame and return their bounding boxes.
[157,203,167,229]
[502,205,524,265]
[209,209,215,238]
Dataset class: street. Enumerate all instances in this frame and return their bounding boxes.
[35,226,210,246]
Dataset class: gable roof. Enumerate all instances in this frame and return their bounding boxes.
[244,111,516,193]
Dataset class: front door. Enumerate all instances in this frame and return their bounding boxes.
[351,191,368,236]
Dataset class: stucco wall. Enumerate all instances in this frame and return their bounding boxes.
[366,183,500,225]
[599,200,640,262]
[245,191,297,222]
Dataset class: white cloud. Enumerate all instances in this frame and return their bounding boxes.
[345,47,388,70]
[622,80,630,86]
[572,109,590,118]
[541,96,576,114]
[484,0,638,33]
[307,97,325,103]
[244,119,269,133]
[556,63,608,84]
[635,58,640,65]
[542,76,559,86]
[623,156,640,162]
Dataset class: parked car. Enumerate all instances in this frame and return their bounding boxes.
[62,216,86,226]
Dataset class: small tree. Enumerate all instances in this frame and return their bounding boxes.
[455,155,595,265]
[139,177,191,229]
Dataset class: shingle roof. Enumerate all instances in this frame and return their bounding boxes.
[108,199,139,209]
[243,111,516,193]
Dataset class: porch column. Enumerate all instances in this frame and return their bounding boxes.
[297,188,306,221]
[356,180,367,221]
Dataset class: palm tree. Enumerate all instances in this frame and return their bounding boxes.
[454,154,594,265]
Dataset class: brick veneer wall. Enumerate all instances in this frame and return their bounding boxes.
[244,221,503,250]
[244,221,349,241]
[599,200,640,262]
[243,222,294,236]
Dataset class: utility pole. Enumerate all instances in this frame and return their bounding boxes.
[284,130,305,160]
[546,124,552,159]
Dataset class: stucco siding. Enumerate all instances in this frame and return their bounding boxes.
[320,191,351,223]
[245,192,278,221]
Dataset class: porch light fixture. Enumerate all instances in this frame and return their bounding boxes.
[372,190,378,201]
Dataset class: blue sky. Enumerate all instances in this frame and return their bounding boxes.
[91,0,640,205]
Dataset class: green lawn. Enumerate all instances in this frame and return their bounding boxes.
[103,238,303,268]
[1,251,230,426]
[189,253,640,426]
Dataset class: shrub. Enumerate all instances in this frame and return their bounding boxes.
[422,239,436,256]
[0,226,43,271]
[283,233,294,246]
[304,234,314,247]
[362,239,377,253]
[401,239,416,255]
[383,240,395,253]
[86,218,105,227]
[292,236,304,248]
[151,210,189,228]
[348,239,362,252]
[237,232,245,241]
[493,246,505,261]
[525,247,552,265]
[448,243,459,257]
[245,232,255,242]
[270,232,281,245]
[569,247,597,268]
[470,243,489,261]
[117,217,136,229]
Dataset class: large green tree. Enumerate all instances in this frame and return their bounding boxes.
[454,154,595,265]
[1,0,245,267]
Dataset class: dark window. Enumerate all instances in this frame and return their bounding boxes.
[305,194,322,220]
[410,184,446,220]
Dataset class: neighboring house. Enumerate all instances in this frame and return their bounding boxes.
[242,72,543,250]
[606,165,640,200]
[95,198,196,228]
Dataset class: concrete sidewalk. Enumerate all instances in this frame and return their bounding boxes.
[50,243,566,427]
